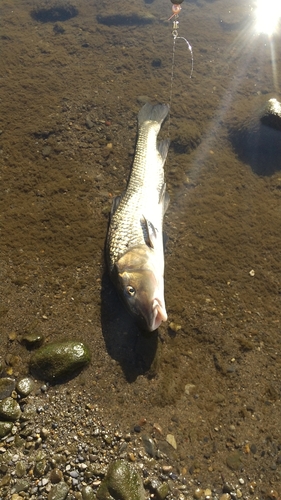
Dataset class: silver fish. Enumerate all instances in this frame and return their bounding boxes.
[106,102,170,332]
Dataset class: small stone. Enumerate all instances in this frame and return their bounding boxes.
[8,331,17,341]
[0,377,16,399]
[40,427,50,440]
[204,489,212,497]
[15,479,30,492]
[16,377,34,397]
[85,116,94,129]
[219,495,231,500]
[169,322,181,332]
[0,421,13,438]
[47,482,69,500]
[155,482,169,500]
[20,331,44,349]
[0,397,21,421]
[50,468,63,484]
[226,451,242,471]
[96,460,145,500]
[236,489,242,499]
[162,465,172,473]
[166,434,177,450]
[153,423,163,434]
[250,443,257,454]
[185,384,196,395]
[142,434,156,457]
[34,459,47,478]
[42,145,52,157]
[81,485,96,500]
[222,483,234,494]
[15,461,27,478]
[0,474,11,487]
[194,488,204,499]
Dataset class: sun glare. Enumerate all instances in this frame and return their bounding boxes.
[255,0,281,35]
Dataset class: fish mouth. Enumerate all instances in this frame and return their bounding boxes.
[149,298,167,332]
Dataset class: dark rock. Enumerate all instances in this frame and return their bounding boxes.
[29,340,91,382]
[260,98,281,130]
[31,3,78,23]
[142,434,156,457]
[0,377,16,399]
[228,96,281,175]
[20,331,45,349]
[96,459,145,500]
[152,58,162,68]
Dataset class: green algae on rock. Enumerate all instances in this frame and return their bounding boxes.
[29,340,91,382]
[97,460,145,500]
[0,397,21,421]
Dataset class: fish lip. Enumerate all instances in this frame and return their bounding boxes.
[149,298,167,332]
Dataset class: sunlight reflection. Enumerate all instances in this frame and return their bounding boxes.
[255,0,281,35]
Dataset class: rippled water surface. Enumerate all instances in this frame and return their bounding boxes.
[0,0,281,493]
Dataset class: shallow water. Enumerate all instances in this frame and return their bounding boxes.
[0,0,281,493]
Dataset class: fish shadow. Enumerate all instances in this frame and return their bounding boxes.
[100,272,158,382]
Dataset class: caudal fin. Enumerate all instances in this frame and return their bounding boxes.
[138,102,169,128]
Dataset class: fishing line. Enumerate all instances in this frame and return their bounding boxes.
[168,0,193,137]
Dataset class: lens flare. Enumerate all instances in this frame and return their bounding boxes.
[255,0,281,35]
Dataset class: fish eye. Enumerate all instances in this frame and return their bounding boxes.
[126,285,136,297]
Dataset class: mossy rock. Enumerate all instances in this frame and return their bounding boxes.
[29,340,91,382]
[96,460,145,500]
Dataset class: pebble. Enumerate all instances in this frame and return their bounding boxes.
[166,434,177,450]
[142,434,156,457]
[0,421,13,438]
[225,451,242,470]
[82,485,96,500]
[16,377,34,397]
[194,488,204,499]
[0,377,16,399]
[0,397,21,421]
[47,481,69,500]
[20,331,44,349]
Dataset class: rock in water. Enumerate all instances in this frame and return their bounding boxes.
[29,340,91,382]
[0,397,21,421]
[0,377,16,399]
[228,95,281,176]
[96,460,146,500]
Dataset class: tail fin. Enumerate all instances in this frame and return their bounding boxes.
[138,103,169,128]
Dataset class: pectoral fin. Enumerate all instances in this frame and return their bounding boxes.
[110,194,123,216]
[142,216,158,249]
[159,183,170,214]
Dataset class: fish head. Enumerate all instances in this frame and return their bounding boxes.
[114,247,167,332]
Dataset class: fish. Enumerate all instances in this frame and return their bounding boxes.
[106,102,170,332]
